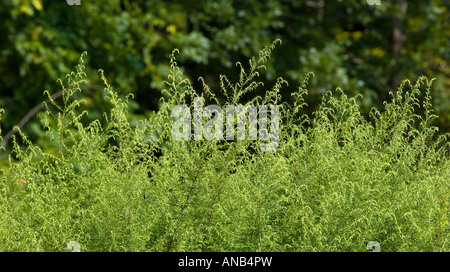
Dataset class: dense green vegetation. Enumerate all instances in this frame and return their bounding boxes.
[0,42,448,251]
[1,0,449,158]
[0,0,448,252]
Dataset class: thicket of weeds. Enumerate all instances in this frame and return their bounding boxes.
[0,40,448,251]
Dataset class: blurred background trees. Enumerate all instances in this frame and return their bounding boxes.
[1,0,449,158]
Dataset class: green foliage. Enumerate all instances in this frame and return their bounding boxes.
[0,42,448,251]
[1,0,449,158]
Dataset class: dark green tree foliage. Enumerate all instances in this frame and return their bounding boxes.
[0,0,449,155]
[0,43,448,251]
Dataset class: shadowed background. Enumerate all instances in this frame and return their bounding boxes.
[1,0,449,158]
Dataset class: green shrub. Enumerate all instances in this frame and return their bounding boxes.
[0,40,448,251]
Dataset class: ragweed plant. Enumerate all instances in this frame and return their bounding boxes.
[0,40,448,251]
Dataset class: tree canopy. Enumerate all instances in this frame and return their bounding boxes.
[1,0,449,152]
